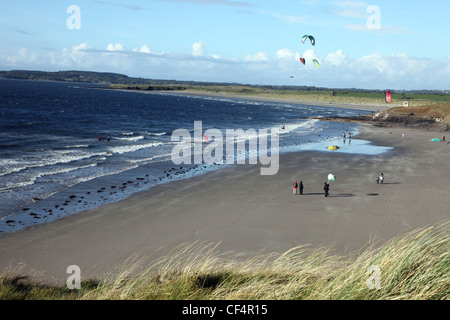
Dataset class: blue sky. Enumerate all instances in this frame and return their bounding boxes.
[1,0,449,90]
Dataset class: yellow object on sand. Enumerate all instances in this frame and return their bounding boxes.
[328,145,340,151]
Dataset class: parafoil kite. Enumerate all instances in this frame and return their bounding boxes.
[311,59,320,69]
[299,34,319,70]
[302,35,315,46]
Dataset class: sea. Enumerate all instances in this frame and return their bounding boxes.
[0,79,392,233]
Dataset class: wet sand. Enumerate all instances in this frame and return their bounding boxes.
[0,123,449,285]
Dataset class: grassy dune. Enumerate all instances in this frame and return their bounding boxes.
[1,220,449,300]
[109,84,450,106]
[387,103,450,119]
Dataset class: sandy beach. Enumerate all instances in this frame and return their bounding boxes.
[0,112,449,285]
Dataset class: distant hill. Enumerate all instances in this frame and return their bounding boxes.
[0,70,239,87]
[0,70,159,85]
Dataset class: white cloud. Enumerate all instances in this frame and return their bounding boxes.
[244,52,270,62]
[276,48,297,60]
[275,49,300,73]
[192,41,208,57]
[325,49,348,66]
[46,43,95,68]
[106,43,125,51]
[6,47,38,65]
[301,48,318,61]
[139,45,152,53]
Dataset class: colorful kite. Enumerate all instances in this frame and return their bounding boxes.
[302,35,315,46]
[385,90,391,103]
[311,59,320,69]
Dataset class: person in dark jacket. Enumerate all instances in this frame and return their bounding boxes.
[324,182,330,197]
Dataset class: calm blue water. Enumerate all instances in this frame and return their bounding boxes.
[0,79,389,233]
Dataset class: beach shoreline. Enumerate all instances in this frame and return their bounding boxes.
[0,97,449,285]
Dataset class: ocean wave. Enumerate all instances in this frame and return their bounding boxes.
[0,163,98,191]
[108,142,164,155]
[0,150,106,177]
[116,135,145,142]
[60,144,91,149]
[148,132,167,136]
[127,152,173,164]
[278,119,319,135]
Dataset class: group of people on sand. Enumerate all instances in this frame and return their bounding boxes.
[292,181,304,195]
[293,172,386,197]
[376,173,384,184]
[292,181,330,197]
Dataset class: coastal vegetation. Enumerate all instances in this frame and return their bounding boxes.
[108,83,450,108]
[1,220,449,300]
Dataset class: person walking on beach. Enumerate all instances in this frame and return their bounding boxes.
[324,182,330,197]
[299,181,304,195]
[293,181,298,195]
[379,173,384,184]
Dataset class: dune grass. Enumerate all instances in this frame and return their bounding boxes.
[387,103,450,119]
[1,220,449,300]
[109,83,450,107]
